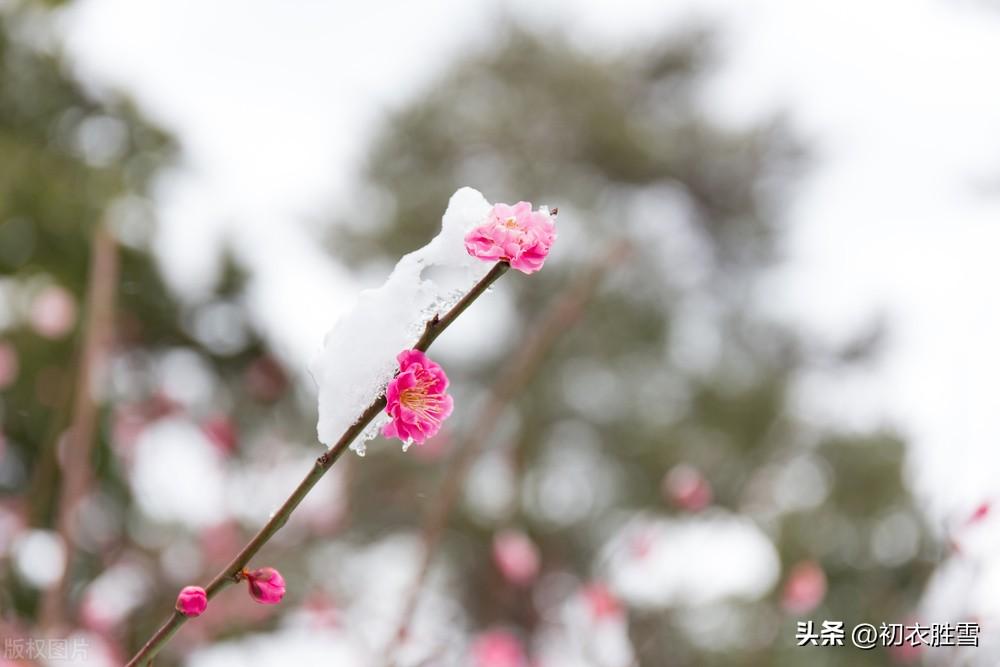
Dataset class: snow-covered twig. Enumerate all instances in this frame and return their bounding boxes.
[125,261,510,667]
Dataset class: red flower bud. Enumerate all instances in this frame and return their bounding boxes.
[242,567,286,605]
[175,586,208,617]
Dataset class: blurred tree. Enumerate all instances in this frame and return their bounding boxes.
[0,2,943,665]
[0,4,309,660]
[330,24,938,667]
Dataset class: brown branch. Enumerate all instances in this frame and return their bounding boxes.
[40,225,120,631]
[383,243,628,665]
[125,261,510,667]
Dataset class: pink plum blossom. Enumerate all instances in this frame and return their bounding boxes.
[492,529,541,586]
[382,349,453,446]
[470,629,528,667]
[242,567,286,605]
[465,201,556,274]
[29,285,78,339]
[780,560,827,614]
[662,463,712,512]
[175,586,208,617]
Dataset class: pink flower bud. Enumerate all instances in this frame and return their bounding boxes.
[175,586,208,617]
[243,567,286,605]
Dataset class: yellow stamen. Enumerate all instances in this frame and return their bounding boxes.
[400,376,445,424]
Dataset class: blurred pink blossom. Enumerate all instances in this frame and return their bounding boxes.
[470,629,528,667]
[111,393,182,455]
[951,501,994,554]
[465,202,557,274]
[889,641,924,664]
[966,501,991,525]
[0,341,18,389]
[888,617,926,664]
[302,592,340,629]
[382,349,453,445]
[175,586,208,617]
[201,415,238,455]
[244,355,288,403]
[29,285,77,339]
[780,560,827,614]
[242,567,286,605]
[0,502,26,555]
[628,528,656,560]
[80,587,119,633]
[492,529,541,586]
[581,582,624,622]
[662,463,713,512]
[200,520,244,567]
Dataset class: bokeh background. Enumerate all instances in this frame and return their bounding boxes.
[2,0,1000,665]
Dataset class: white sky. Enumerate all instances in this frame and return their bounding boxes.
[57,0,1000,531]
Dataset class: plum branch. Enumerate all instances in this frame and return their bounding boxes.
[125,261,510,667]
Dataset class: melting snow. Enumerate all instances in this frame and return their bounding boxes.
[310,187,492,453]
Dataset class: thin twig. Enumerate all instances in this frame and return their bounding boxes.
[383,243,628,665]
[125,261,510,667]
[40,225,119,630]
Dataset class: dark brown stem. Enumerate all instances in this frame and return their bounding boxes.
[125,261,510,667]
[383,243,627,666]
[414,261,509,351]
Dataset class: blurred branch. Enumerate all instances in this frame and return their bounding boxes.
[126,261,510,667]
[383,242,628,666]
[40,225,119,631]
